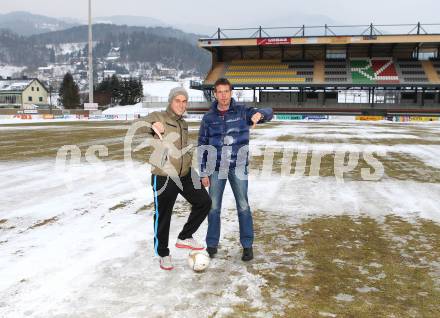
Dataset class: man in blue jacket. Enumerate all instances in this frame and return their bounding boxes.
[198,78,273,261]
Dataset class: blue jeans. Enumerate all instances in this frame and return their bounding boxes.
[206,169,254,249]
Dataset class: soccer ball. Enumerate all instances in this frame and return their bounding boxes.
[188,250,210,272]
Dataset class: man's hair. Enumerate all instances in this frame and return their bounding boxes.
[214,78,232,92]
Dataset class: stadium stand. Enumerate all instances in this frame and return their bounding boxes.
[204,63,226,84]
[422,60,440,83]
[224,60,307,84]
[190,23,440,116]
[325,59,350,83]
[396,59,429,83]
[432,60,440,82]
[350,58,400,84]
[313,60,325,83]
[206,58,422,85]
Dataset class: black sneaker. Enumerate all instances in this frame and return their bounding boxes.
[242,247,254,261]
[206,247,217,258]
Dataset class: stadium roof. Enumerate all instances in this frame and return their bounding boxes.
[199,23,440,49]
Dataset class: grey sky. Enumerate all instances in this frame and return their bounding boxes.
[1,0,438,29]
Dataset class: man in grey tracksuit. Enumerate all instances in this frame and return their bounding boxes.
[144,87,211,270]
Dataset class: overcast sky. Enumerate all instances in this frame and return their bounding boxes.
[1,0,438,29]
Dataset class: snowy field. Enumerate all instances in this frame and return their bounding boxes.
[1,120,440,317]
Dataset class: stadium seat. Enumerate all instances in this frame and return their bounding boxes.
[223,60,309,84]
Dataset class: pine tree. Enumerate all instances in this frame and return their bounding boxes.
[59,72,80,109]
[95,75,143,106]
[110,74,121,105]
[119,79,128,105]
[135,78,143,104]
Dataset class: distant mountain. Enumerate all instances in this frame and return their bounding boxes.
[0,11,358,39]
[0,10,352,75]
[95,15,214,37]
[0,11,79,36]
[0,29,50,68]
[29,24,203,46]
[0,24,211,73]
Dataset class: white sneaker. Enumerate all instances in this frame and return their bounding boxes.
[159,255,174,270]
[175,238,204,250]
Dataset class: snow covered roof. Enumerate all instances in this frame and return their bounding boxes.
[0,79,47,93]
[105,56,120,61]
[38,66,54,71]
[0,79,33,91]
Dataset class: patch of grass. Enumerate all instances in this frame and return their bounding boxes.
[248,147,439,183]
[0,122,200,166]
[0,121,129,127]
[274,132,440,146]
[2,122,438,183]
[234,212,440,317]
[109,200,134,212]
[276,135,295,142]
[28,216,58,230]
[135,202,155,214]
[381,152,440,183]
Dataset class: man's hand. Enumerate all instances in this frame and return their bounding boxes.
[151,122,165,140]
[201,177,210,188]
[251,112,263,129]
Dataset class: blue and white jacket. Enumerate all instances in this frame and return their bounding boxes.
[198,98,273,175]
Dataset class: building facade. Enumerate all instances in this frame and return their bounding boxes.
[0,79,49,108]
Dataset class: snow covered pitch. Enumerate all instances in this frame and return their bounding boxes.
[1,119,440,317]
